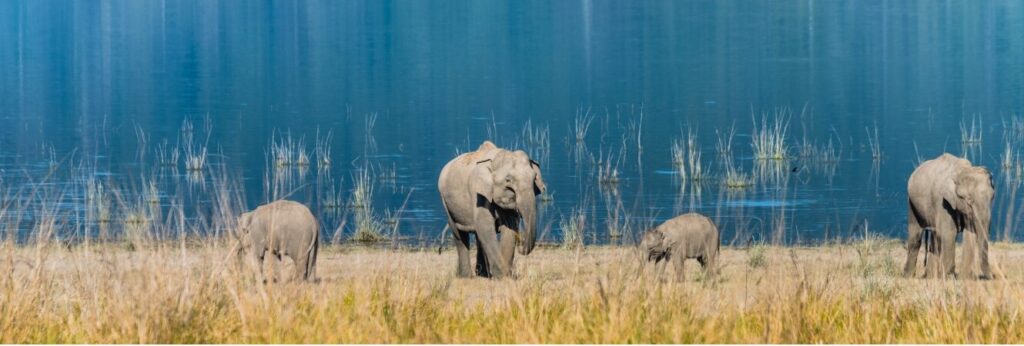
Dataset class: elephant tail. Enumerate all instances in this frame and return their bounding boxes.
[305,227,320,282]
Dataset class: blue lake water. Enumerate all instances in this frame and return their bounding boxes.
[1,1,1024,245]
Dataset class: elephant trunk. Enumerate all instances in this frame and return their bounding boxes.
[517,191,538,255]
[971,206,991,254]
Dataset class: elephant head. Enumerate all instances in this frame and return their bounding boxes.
[952,166,995,239]
[478,150,546,254]
[232,211,255,256]
[639,229,668,262]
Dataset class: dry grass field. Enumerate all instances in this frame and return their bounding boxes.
[4,237,1024,343]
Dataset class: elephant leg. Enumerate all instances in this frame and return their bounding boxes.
[499,224,517,277]
[271,252,284,283]
[454,230,473,278]
[903,206,924,278]
[253,249,267,284]
[961,230,977,279]
[939,230,957,278]
[697,254,714,278]
[475,236,490,277]
[673,255,686,282]
[977,228,994,279]
[473,210,507,279]
[292,253,308,282]
[476,229,506,279]
[923,230,939,278]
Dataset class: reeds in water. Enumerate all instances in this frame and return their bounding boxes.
[961,115,983,144]
[350,168,386,242]
[560,207,586,249]
[572,107,595,143]
[752,109,791,161]
[181,118,211,171]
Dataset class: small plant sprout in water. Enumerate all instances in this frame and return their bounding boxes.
[322,179,345,210]
[670,139,685,168]
[572,107,595,143]
[866,124,883,160]
[295,150,311,167]
[961,115,983,144]
[377,162,398,181]
[181,117,211,171]
[597,151,621,186]
[686,129,703,181]
[723,167,754,189]
[1002,139,1020,170]
[156,139,180,167]
[268,130,313,168]
[315,129,333,168]
[560,207,586,249]
[715,125,736,157]
[752,109,791,161]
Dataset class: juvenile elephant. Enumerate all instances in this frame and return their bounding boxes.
[904,153,996,279]
[640,213,720,282]
[233,200,320,282]
[438,141,546,279]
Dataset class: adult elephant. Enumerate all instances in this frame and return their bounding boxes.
[438,141,546,278]
[904,153,995,279]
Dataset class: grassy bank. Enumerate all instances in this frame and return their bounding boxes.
[3,239,1024,343]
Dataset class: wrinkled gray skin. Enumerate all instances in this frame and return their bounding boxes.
[438,141,546,279]
[640,213,720,282]
[904,153,996,279]
[233,200,320,283]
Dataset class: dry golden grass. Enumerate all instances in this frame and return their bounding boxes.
[4,238,1024,343]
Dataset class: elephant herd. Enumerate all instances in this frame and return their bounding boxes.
[230,142,1000,283]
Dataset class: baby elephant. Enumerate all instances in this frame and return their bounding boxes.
[640,213,720,282]
[234,200,320,283]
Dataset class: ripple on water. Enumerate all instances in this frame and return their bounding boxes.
[721,199,816,208]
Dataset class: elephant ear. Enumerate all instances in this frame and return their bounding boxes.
[951,167,989,212]
[530,159,547,195]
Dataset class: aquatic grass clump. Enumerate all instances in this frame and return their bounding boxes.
[351,210,386,242]
[156,139,180,167]
[350,169,373,210]
[520,120,551,165]
[85,179,113,224]
[961,115,983,144]
[685,130,703,181]
[670,139,685,168]
[751,109,791,161]
[181,118,211,171]
[597,151,621,186]
[715,125,736,157]
[315,129,333,168]
[321,178,345,210]
[572,107,595,143]
[797,137,841,164]
[270,131,308,168]
[1001,139,1019,170]
[560,207,586,249]
[723,168,754,189]
[350,169,386,242]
